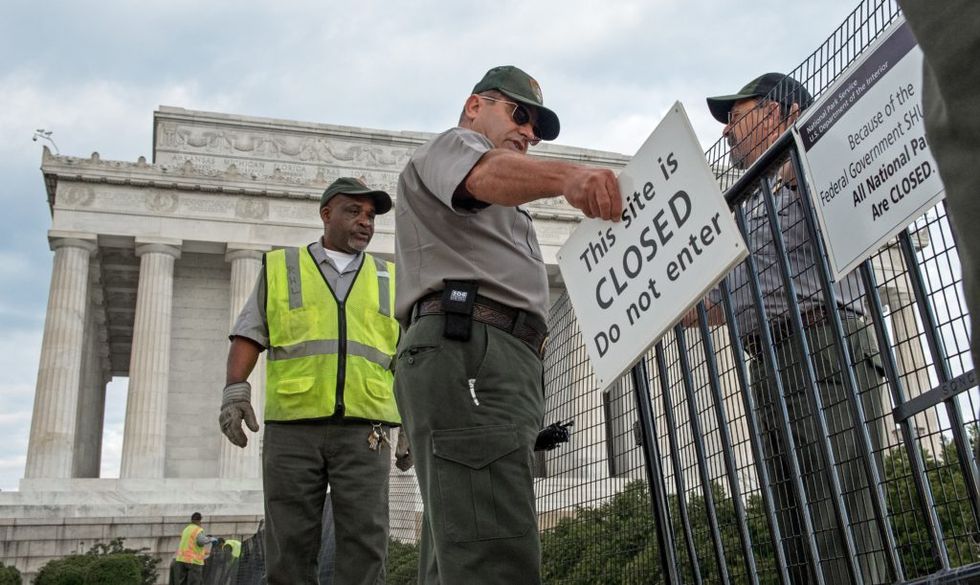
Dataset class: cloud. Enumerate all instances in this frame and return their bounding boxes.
[0,329,42,490]
[0,0,888,492]
[0,70,243,164]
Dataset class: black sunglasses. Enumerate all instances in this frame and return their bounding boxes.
[479,95,541,144]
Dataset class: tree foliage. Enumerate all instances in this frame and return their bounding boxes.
[0,561,22,585]
[34,537,160,585]
[386,538,419,585]
[378,443,980,583]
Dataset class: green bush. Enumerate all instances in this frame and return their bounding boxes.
[386,538,419,585]
[33,555,92,585]
[885,440,980,578]
[83,555,141,585]
[83,538,159,585]
[0,561,22,585]
[34,538,160,585]
[536,444,980,584]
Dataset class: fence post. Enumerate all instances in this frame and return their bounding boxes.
[631,357,682,585]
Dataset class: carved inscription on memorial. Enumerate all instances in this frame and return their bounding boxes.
[59,185,95,207]
[180,197,237,217]
[236,198,269,220]
[146,191,179,213]
[98,191,144,211]
[269,202,317,223]
[155,122,416,188]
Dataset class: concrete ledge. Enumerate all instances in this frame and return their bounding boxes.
[0,506,264,585]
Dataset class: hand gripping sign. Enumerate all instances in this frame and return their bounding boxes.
[557,103,747,389]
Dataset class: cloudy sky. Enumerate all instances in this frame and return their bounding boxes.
[0,0,874,490]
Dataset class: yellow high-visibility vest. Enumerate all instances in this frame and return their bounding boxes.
[175,524,206,565]
[224,539,242,559]
[265,246,400,424]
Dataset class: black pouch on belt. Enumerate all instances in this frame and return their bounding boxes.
[441,280,479,341]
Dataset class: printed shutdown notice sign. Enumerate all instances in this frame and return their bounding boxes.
[557,103,747,390]
[793,17,945,280]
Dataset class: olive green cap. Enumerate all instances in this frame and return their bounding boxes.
[706,72,813,124]
[472,65,560,141]
[319,177,392,214]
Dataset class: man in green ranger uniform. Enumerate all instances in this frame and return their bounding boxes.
[394,65,622,584]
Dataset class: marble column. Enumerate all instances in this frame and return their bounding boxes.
[72,280,110,478]
[24,234,98,479]
[883,285,945,458]
[219,244,268,479]
[120,239,181,478]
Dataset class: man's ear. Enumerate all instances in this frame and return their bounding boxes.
[319,205,330,223]
[786,102,801,124]
[461,94,482,124]
[780,102,802,132]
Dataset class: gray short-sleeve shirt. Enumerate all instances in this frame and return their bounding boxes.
[707,184,865,336]
[394,127,549,326]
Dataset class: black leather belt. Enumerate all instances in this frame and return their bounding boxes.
[412,293,548,359]
[743,306,828,355]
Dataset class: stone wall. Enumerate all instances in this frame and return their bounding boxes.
[166,253,231,479]
[0,513,262,585]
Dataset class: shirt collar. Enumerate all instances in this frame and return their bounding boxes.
[311,238,363,274]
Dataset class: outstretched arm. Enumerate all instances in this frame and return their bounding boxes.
[461,149,624,221]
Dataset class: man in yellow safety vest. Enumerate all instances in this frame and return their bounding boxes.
[173,512,215,585]
[219,177,408,585]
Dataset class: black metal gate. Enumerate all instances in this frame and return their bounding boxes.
[535,1,980,583]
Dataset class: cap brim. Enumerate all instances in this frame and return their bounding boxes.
[706,92,759,124]
[498,89,560,141]
[362,190,393,215]
[328,188,393,215]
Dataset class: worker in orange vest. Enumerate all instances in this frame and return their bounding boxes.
[172,512,216,585]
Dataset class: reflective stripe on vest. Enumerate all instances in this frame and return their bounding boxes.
[264,246,400,423]
[176,524,206,565]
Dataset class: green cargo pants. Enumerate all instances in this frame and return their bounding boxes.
[263,421,391,585]
[394,315,545,585]
[750,319,889,584]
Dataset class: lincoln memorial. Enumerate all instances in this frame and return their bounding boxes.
[0,106,629,582]
[1,105,936,584]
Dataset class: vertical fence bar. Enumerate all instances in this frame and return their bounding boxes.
[788,146,905,581]
[860,261,950,570]
[695,302,759,582]
[735,204,826,585]
[759,177,862,583]
[719,279,792,585]
[897,230,980,527]
[631,357,682,585]
[656,341,705,585]
[674,324,732,584]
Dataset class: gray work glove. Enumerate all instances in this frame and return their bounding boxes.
[395,428,414,471]
[219,382,260,447]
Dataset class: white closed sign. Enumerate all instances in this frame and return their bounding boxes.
[558,102,747,389]
[793,17,945,280]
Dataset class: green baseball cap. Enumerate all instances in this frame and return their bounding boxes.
[319,177,393,214]
[472,65,560,141]
[706,72,813,124]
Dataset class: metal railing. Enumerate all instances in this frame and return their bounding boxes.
[533,1,980,583]
[227,1,980,583]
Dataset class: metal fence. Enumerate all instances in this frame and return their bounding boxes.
[533,0,980,583]
[237,1,980,583]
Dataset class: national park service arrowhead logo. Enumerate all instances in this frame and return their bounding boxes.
[528,77,543,103]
